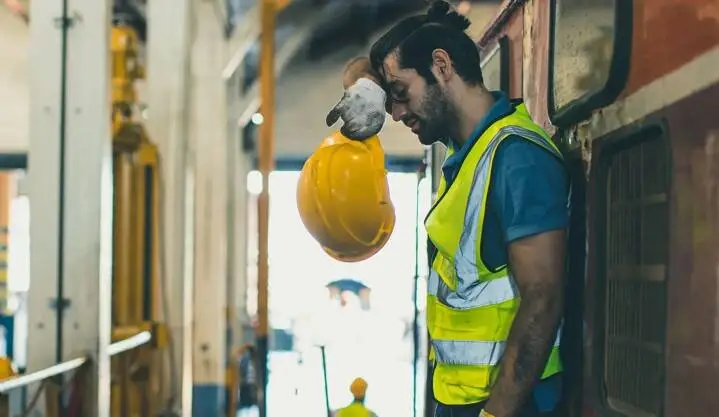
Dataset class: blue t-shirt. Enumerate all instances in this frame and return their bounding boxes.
[440,91,568,411]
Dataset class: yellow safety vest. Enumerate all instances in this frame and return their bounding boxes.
[336,402,374,417]
[425,102,565,405]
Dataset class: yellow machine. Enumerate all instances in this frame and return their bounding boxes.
[0,357,16,417]
[297,131,396,262]
[110,23,169,417]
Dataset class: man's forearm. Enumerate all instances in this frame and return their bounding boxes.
[483,291,563,417]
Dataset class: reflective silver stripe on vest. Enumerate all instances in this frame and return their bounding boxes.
[432,328,563,366]
[454,126,564,297]
[432,339,506,366]
[427,269,518,310]
[428,126,565,310]
[428,126,567,367]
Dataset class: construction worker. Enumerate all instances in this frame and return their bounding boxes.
[325,2,568,417]
[237,344,258,415]
[332,378,378,417]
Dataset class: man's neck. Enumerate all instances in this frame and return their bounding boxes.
[452,87,495,146]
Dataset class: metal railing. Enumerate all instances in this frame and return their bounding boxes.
[0,330,153,394]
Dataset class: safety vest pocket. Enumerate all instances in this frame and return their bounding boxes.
[434,363,493,403]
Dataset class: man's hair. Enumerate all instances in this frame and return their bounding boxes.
[369,1,483,86]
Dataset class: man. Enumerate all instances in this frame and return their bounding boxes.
[332,377,379,417]
[325,2,569,417]
[237,344,258,416]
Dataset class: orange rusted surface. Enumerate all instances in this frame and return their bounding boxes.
[521,0,552,133]
[586,83,719,417]
[503,9,524,99]
[624,0,719,96]
[474,2,526,104]
[476,0,553,131]
[477,0,521,47]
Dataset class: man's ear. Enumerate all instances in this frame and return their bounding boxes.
[430,49,453,82]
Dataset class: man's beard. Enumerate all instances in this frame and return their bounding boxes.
[415,84,456,146]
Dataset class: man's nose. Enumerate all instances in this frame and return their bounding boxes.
[390,102,408,122]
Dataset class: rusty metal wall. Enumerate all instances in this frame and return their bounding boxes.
[602,131,669,417]
[661,83,719,417]
[473,1,719,417]
[521,0,553,133]
[624,0,719,97]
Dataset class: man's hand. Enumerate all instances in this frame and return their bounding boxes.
[325,57,387,140]
[3,0,29,22]
[483,229,566,417]
[479,409,496,417]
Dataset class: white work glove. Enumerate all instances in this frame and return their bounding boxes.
[325,78,387,141]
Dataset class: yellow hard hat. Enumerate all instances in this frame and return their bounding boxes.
[297,131,395,262]
[349,377,368,399]
[0,357,17,380]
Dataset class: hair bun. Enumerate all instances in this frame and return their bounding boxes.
[426,0,451,19]
[426,1,471,31]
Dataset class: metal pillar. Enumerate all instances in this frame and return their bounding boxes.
[190,1,229,415]
[224,67,249,417]
[146,0,193,414]
[26,0,114,416]
[256,1,277,417]
[223,4,261,80]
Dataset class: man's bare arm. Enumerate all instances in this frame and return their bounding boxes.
[483,229,566,417]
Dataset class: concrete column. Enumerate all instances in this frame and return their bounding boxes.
[26,0,114,415]
[233,150,252,347]
[225,72,238,359]
[227,72,253,356]
[189,1,229,415]
[146,0,194,414]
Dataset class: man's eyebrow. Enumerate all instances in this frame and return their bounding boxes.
[382,66,403,85]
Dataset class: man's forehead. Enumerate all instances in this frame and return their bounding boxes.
[381,55,414,86]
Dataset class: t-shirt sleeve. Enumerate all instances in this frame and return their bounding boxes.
[489,135,569,243]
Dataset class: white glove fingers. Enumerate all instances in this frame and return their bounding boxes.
[326,77,387,140]
[325,95,347,127]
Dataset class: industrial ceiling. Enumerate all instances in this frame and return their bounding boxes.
[7,0,496,163]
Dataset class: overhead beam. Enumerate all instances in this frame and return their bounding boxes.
[236,12,319,126]
[222,4,260,80]
[222,0,295,80]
